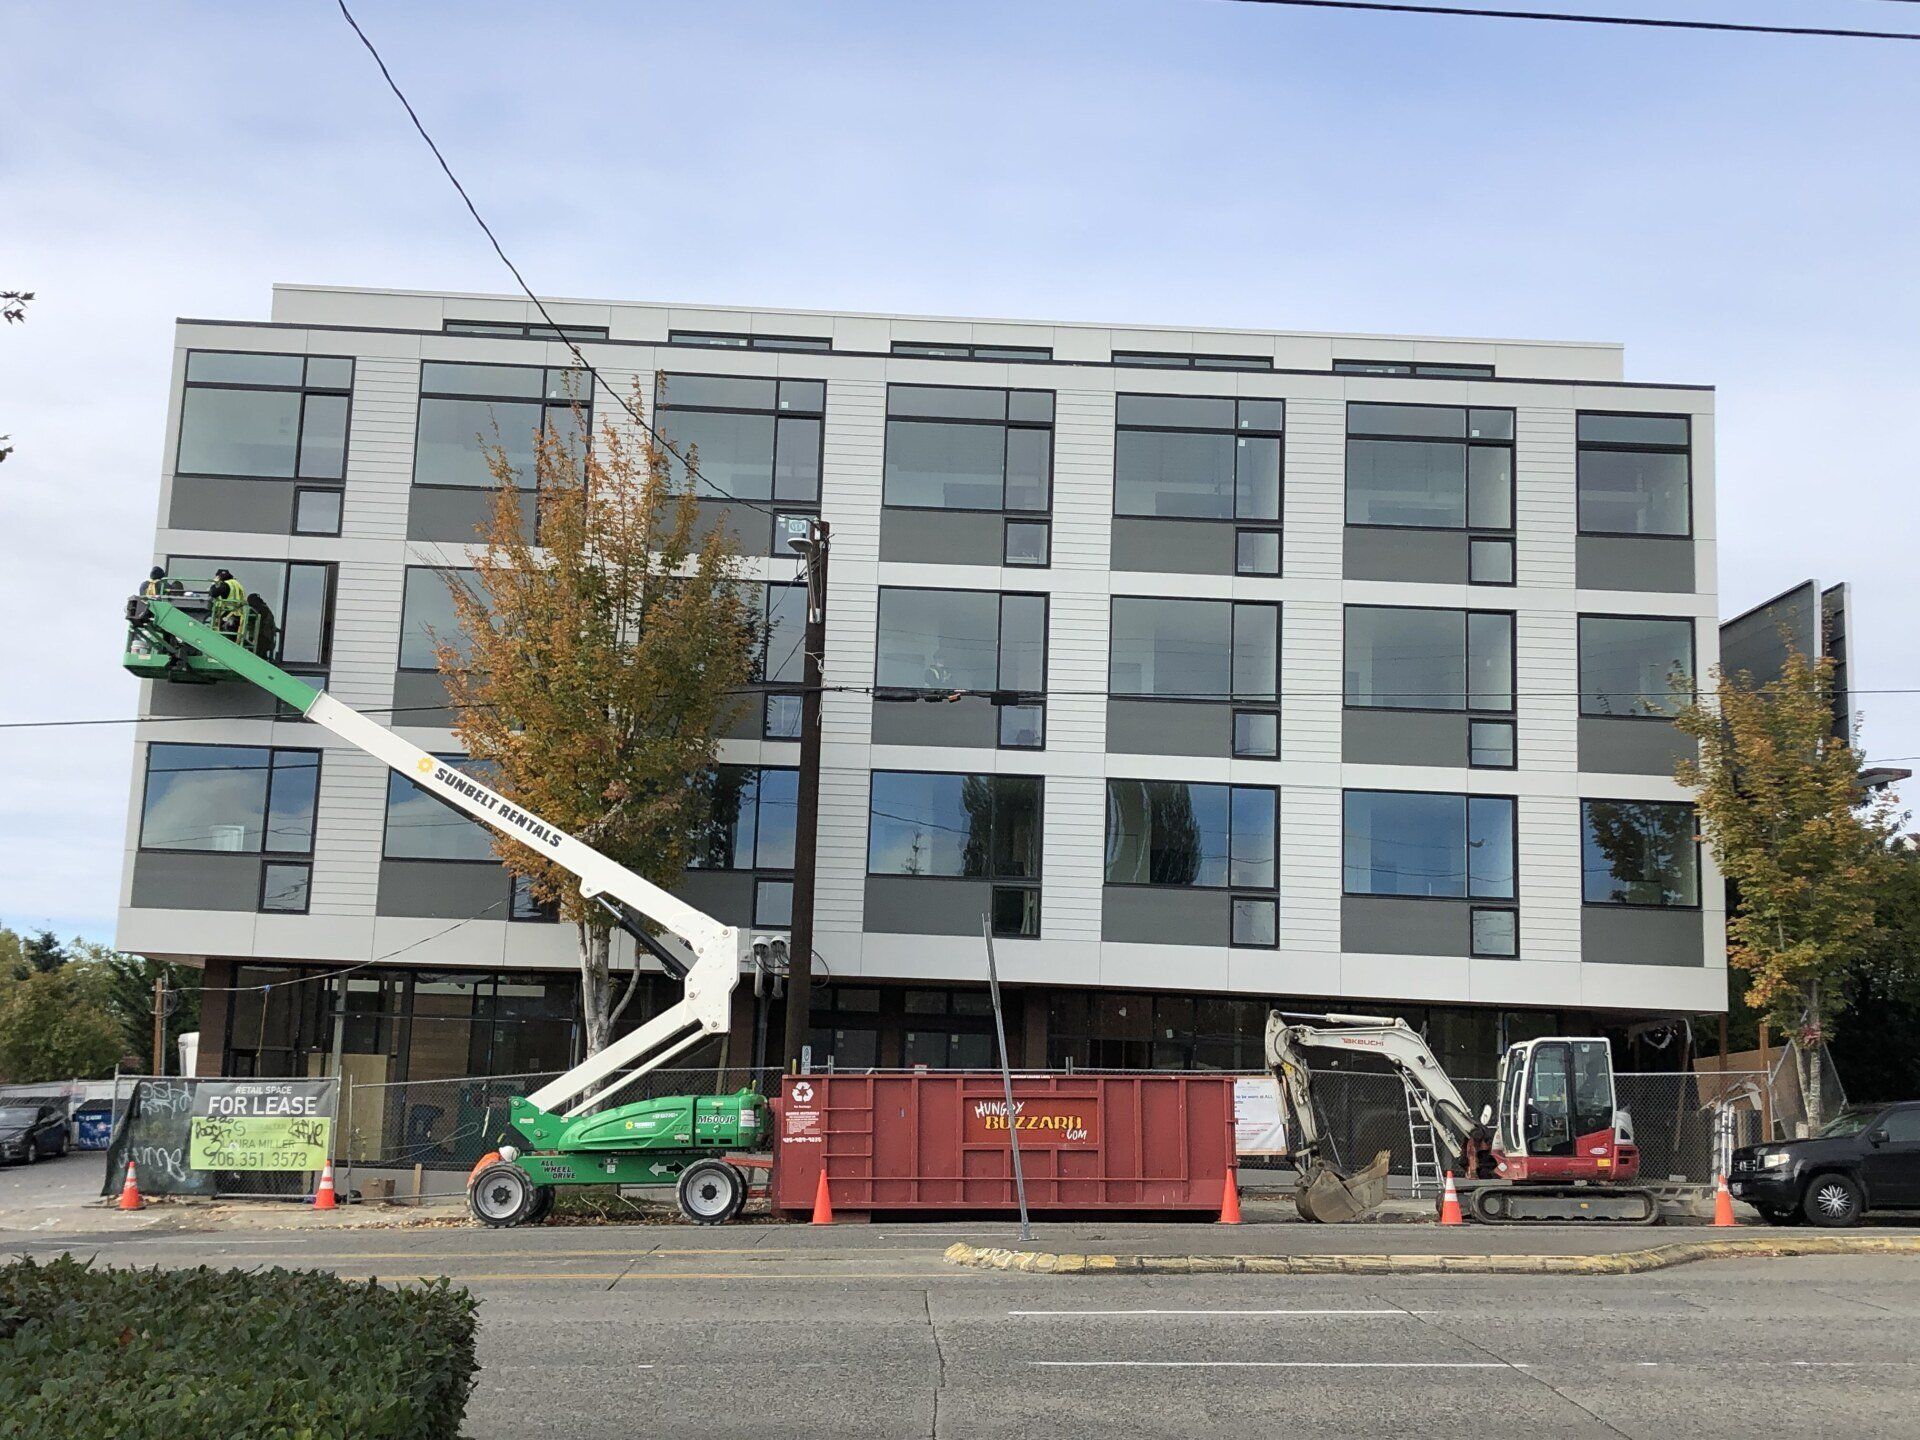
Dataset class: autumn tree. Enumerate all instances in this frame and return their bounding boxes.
[1675,648,1899,1121]
[436,386,758,1057]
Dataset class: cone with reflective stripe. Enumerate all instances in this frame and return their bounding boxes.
[1439,1171,1464,1226]
[810,1168,834,1225]
[1713,1173,1737,1227]
[1218,1167,1243,1224]
[313,1160,338,1211]
[117,1159,145,1211]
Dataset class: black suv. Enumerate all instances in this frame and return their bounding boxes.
[1730,1102,1920,1227]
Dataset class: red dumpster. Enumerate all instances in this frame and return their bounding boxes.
[772,1072,1234,1219]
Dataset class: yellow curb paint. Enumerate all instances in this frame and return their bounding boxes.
[941,1235,1920,1278]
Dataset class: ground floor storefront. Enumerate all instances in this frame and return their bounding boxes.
[194,957,1700,1088]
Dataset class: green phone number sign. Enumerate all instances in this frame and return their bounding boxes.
[189,1115,332,1171]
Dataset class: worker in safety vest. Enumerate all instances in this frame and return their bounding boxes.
[210,568,247,636]
[141,566,166,597]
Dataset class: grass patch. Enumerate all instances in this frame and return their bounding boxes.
[0,1256,477,1439]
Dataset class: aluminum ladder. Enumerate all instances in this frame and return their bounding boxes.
[1404,1075,1442,1199]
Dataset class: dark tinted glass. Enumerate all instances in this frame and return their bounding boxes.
[1345,607,1465,709]
[1115,429,1234,518]
[1346,439,1467,527]
[414,396,544,487]
[1110,598,1232,698]
[656,374,776,410]
[1577,414,1689,447]
[884,420,1005,509]
[876,588,1001,691]
[141,743,273,852]
[1344,790,1466,897]
[187,352,306,386]
[178,388,302,477]
[421,362,546,399]
[384,756,496,861]
[887,385,1005,421]
[1577,449,1690,535]
[1105,779,1231,887]
[1578,616,1694,716]
[1349,403,1465,439]
[998,594,1048,692]
[399,568,473,669]
[1581,800,1698,905]
[659,408,776,500]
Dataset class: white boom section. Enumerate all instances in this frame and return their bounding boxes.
[308,695,745,1119]
[1264,1011,1483,1166]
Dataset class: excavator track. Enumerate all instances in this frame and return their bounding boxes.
[1466,1183,1659,1225]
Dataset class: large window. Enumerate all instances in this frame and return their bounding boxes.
[691,765,799,872]
[176,351,352,484]
[1581,801,1699,906]
[1346,403,1514,530]
[399,567,478,671]
[1114,395,1283,534]
[1578,616,1695,717]
[383,755,499,863]
[875,587,1046,694]
[1109,598,1278,702]
[140,744,319,856]
[1343,790,1516,899]
[1105,780,1276,889]
[1577,413,1690,537]
[167,556,334,670]
[1345,606,1513,712]
[867,772,1042,936]
[882,385,1053,513]
[414,361,588,489]
[656,374,824,504]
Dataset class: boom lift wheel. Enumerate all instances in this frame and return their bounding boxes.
[525,1184,556,1225]
[677,1158,746,1225]
[470,1161,536,1227]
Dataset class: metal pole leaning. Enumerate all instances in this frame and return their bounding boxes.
[982,916,1032,1243]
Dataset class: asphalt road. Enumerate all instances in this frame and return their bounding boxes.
[9,1217,1920,1439]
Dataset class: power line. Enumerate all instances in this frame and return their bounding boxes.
[333,0,783,518]
[1223,0,1920,40]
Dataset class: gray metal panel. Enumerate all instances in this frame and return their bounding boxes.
[869,694,1000,748]
[406,486,536,543]
[1575,535,1695,593]
[167,476,299,535]
[1342,896,1474,956]
[864,876,996,936]
[1344,528,1468,584]
[130,852,262,913]
[1719,580,1818,688]
[720,692,766,741]
[676,870,759,928]
[878,510,1004,566]
[1577,717,1697,776]
[145,674,323,723]
[1342,708,1470,767]
[1109,518,1238,575]
[376,860,510,919]
[1105,699,1234,757]
[693,498,777,556]
[1581,906,1705,967]
[392,669,458,727]
[1102,886,1229,946]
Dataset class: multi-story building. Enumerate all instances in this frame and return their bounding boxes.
[119,285,1724,1088]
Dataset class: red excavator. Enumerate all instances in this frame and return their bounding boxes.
[1265,1011,1654,1223]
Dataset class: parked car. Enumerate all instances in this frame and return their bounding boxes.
[1730,1102,1920,1226]
[0,1104,69,1164]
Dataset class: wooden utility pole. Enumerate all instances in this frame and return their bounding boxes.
[781,519,831,1071]
[152,974,167,1076]
[1758,1020,1773,1139]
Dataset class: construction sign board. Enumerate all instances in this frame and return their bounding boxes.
[1233,1077,1288,1156]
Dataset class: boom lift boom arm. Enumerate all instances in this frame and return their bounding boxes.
[126,593,746,1121]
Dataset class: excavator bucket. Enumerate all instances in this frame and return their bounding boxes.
[1294,1149,1391,1223]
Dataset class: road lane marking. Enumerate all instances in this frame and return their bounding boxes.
[1027,1361,1525,1370]
[1010,1309,1436,1317]
[372,1270,980,1282]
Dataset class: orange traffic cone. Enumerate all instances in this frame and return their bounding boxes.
[313,1161,338,1211]
[117,1159,145,1211]
[810,1168,834,1225]
[1438,1171,1464,1226]
[1713,1173,1737,1227]
[1218,1168,1243,1225]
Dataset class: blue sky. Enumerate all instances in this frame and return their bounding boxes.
[2,0,1915,943]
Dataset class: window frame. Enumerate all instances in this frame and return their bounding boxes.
[259,861,313,916]
[864,769,1047,894]
[1340,787,1519,902]
[650,371,827,508]
[891,340,1054,362]
[1111,351,1273,371]
[174,349,356,486]
[412,360,592,493]
[880,383,1056,517]
[669,330,832,352]
[1576,612,1698,721]
[872,585,1051,702]
[1575,410,1694,539]
[380,753,503,865]
[1343,401,1516,534]
[1342,603,1517,716]
[1333,359,1496,378]
[1107,596,1281,704]
[137,742,323,858]
[1102,778,1278,893]
[1112,392,1285,527]
[166,555,338,672]
[688,763,802,875]
[443,319,609,340]
[1579,799,1702,910]
[397,565,479,674]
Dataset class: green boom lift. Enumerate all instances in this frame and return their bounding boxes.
[125,579,770,1225]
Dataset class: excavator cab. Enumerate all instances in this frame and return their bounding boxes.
[1491,1037,1639,1184]
[124,574,278,683]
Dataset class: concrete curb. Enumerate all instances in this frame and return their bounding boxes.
[941,1235,1920,1277]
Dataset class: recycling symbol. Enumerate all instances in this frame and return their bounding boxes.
[792,1082,814,1104]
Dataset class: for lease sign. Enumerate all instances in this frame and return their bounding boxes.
[187,1081,335,1171]
[963,1096,1099,1147]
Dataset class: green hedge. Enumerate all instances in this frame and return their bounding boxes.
[0,1256,478,1440]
